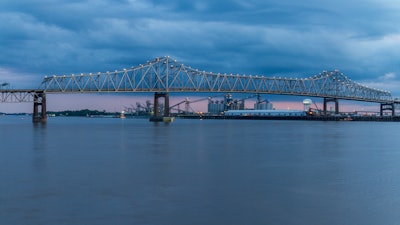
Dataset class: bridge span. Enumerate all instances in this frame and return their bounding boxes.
[0,89,46,122]
[1,56,399,122]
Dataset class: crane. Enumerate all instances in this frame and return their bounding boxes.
[169,97,190,114]
[170,96,217,114]
[255,94,270,104]
[225,94,259,110]
[135,101,153,115]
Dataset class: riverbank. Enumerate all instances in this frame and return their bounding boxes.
[177,114,400,122]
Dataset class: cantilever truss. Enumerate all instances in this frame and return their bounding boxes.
[39,56,393,103]
[0,90,40,103]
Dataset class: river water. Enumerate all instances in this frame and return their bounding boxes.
[1,116,400,225]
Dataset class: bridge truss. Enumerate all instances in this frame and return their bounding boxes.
[2,56,399,122]
[0,90,47,122]
[39,56,393,103]
[0,90,38,103]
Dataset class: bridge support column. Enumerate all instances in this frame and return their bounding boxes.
[32,91,47,123]
[380,103,394,116]
[150,92,171,122]
[323,98,339,115]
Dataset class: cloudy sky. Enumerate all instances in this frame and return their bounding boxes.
[1,0,400,112]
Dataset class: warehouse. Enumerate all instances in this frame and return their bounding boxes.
[224,109,306,117]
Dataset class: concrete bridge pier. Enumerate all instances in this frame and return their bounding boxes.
[323,97,339,115]
[32,91,47,123]
[380,103,395,116]
[150,92,170,122]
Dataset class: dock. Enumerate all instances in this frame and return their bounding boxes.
[177,115,400,122]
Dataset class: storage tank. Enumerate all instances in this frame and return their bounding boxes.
[303,99,312,111]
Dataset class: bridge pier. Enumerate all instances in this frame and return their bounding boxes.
[32,91,47,123]
[150,92,171,122]
[323,98,339,115]
[380,103,395,116]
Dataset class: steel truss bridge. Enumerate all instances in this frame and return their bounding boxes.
[1,56,399,122]
[0,89,39,103]
[0,90,46,122]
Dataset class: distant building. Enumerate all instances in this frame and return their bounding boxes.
[208,100,225,114]
[254,102,273,110]
[207,94,245,114]
[225,109,306,117]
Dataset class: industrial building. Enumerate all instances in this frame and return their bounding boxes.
[254,101,273,110]
[223,98,314,117]
[207,94,273,115]
[225,109,306,117]
[207,94,245,114]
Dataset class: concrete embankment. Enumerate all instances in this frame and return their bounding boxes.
[177,115,400,122]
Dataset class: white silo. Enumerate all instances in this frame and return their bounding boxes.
[303,99,312,112]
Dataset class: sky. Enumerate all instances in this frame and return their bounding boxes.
[1,0,400,113]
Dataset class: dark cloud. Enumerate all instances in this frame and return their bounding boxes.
[0,0,399,97]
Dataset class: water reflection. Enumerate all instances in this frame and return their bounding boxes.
[32,122,48,172]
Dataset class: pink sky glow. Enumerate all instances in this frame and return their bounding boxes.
[0,94,381,114]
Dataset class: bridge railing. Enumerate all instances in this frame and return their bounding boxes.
[39,56,393,103]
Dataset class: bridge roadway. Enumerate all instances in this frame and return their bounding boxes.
[1,56,400,122]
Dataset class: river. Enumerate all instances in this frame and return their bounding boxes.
[1,116,400,225]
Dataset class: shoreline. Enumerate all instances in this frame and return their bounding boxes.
[177,114,400,122]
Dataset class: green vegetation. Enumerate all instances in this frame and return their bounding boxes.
[47,109,118,117]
